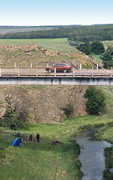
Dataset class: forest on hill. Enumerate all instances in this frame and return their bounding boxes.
[0,24,113,41]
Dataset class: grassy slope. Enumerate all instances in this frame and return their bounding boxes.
[0,114,113,180]
[0,38,78,68]
[0,38,102,69]
[0,38,76,54]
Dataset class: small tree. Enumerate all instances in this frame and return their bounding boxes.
[101,46,113,68]
[91,40,105,54]
[84,86,106,115]
[77,42,91,55]
[0,108,28,129]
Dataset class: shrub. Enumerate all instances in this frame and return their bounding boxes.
[84,86,106,115]
[77,42,91,55]
[64,103,74,117]
[91,40,105,54]
[0,108,28,129]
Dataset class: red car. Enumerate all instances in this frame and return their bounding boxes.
[45,63,72,73]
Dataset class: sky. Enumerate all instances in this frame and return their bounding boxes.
[0,0,113,26]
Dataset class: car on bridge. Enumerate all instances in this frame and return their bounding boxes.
[45,63,72,73]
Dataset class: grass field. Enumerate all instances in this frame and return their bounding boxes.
[0,38,77,54]
[102,40,113,49]
[0,39,113,55]
[0,26,55,35]
[0,113,113,180]
[91,54,103,64]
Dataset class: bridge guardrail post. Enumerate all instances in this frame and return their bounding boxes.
[54,68,56,77]
[72,68,74,77]
[30,63,32,68]
[36,68,38,77]
[97,64,98,70]
[91,67,94,77]
[80,64,82,70]
[18,67,20,76]
[0,67,1,77]
[14,63,16,68]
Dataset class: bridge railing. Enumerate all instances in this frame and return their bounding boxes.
[0,68,113,78]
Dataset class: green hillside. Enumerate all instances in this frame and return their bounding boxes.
[0,38,113,179]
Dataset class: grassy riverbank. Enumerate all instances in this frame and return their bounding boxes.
[0,115,113,180]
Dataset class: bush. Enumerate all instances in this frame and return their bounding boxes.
[0,108,28,129]
[64,103,74,117]
[91,40,105,54]
[84,86,106,115]
[77,42,91,55]
[77,41,105,55]
[101,46,113,68]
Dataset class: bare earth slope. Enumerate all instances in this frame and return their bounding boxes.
[0,44,101,68]
[0,40,102,122]
[0,85,87,123]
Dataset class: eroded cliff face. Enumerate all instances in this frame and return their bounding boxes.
[0,85,87,123]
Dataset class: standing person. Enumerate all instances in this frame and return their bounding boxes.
[36,133,40,142]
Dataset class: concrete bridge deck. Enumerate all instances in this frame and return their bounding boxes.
[0,68,113,85]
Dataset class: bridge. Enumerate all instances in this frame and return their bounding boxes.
[0,68,113,85]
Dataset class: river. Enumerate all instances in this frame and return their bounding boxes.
[75,129,112,180]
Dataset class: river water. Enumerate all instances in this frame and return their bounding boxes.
[75,129,112,180]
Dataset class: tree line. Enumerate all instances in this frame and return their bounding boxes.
[1,24,113,41]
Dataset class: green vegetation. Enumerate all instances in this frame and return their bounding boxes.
[0,108,28,130]
[0,26,56,34]
[0,85,113,180]
[84,86,106,115]
[0,115,113,180]
[0,38,76,54]
[1,35,113,179]
[64,103,74,117]
[91,54,103,64]
[77,42,91,55]
[77,41,105,55]
[101,46,113,68]
[91,41,105,54]
[1,85,113,180]
[1,24,113,42]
